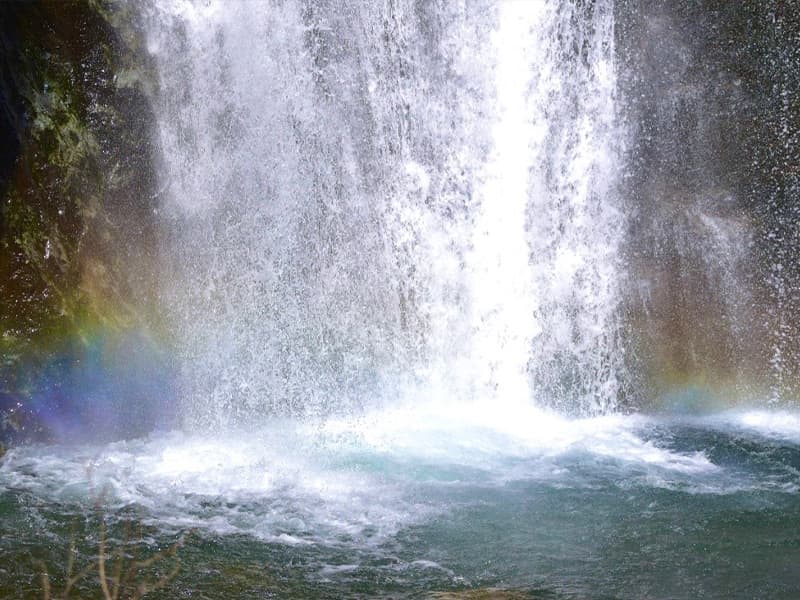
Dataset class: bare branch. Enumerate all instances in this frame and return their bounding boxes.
[35,560,51,600]
[61,560,100,598]
[132,561,181,600]
[97,520,113,600]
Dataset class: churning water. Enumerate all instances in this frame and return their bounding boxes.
[3,409,800,597]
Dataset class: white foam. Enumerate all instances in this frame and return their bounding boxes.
[318,400,709,474]
[8,405,773,546]
[697,409,800,442]
[0,426,421,547]
[733,410,800,441]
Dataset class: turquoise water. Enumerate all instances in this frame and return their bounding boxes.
[2,406,799,598]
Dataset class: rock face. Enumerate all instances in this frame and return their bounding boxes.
[616,0,800,404]
[0,0,171,443]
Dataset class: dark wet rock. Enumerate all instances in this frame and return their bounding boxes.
[616,0,800,403]
[0,1,168,444]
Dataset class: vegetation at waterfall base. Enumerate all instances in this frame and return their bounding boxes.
[0,500,189,600]
[38,522,187,600]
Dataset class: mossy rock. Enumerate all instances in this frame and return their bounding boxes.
[0,1,167,444]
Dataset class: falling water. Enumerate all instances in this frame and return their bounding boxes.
[142,0,625,427]
[475,0,625,413]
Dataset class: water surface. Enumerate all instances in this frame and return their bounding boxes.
[2,405,799,598]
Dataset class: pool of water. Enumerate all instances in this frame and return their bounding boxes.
[2,404,799,598]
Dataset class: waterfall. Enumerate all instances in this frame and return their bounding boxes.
[141,0,626,428]
[468,0,625,413]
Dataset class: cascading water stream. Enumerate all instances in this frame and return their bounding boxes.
[468,0,625,412]
[466,2,540,405]
[521,0,625,413]
[142,0,626,426]
[144,1,409,427]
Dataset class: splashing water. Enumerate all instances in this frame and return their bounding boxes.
[141,0,625,427]
[4,406,800,597]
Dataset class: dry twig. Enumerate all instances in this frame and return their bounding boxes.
[38,516,188,599]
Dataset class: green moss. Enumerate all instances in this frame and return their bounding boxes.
[0,1,164,441]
